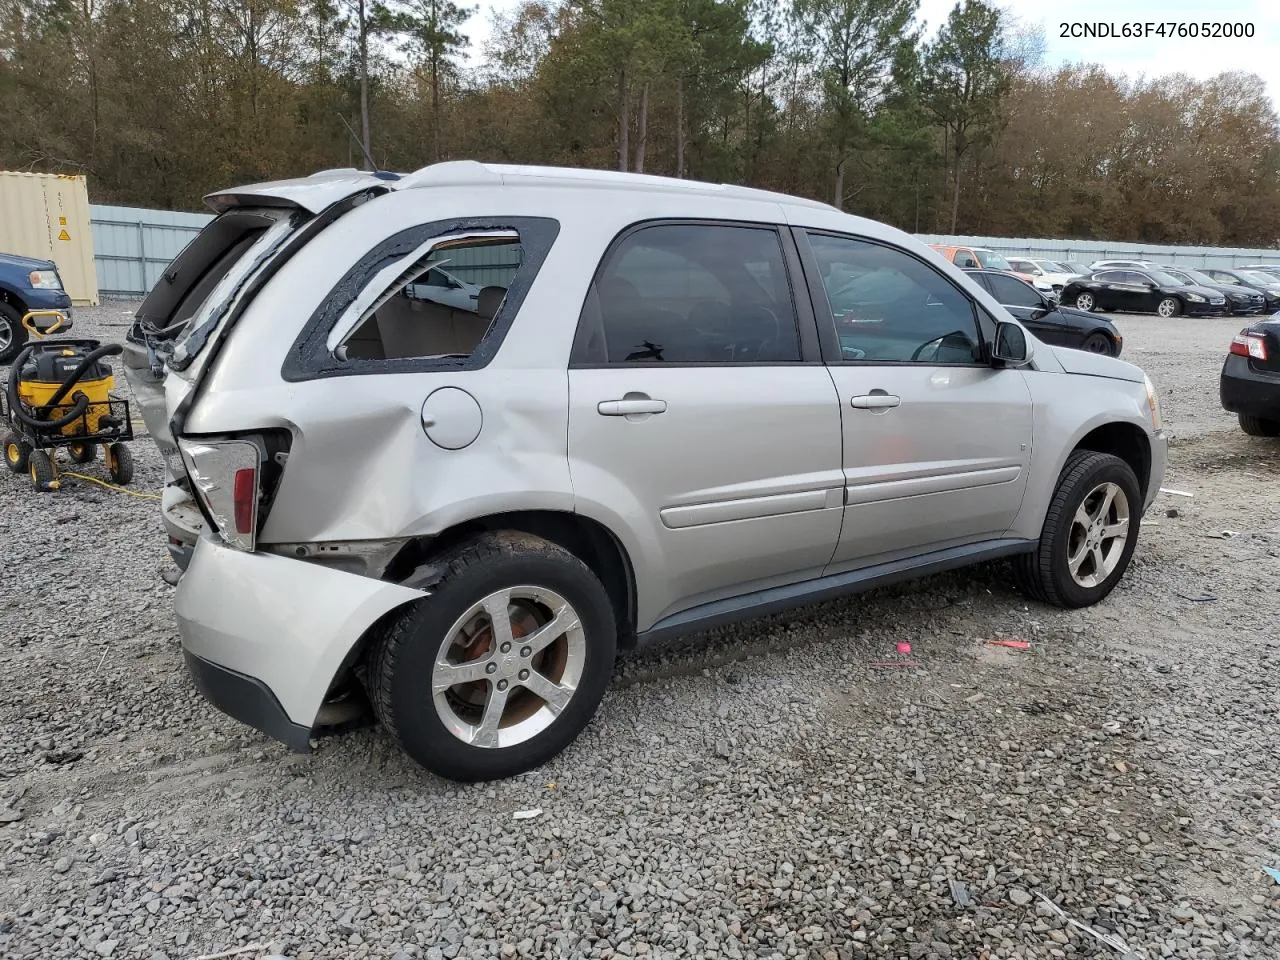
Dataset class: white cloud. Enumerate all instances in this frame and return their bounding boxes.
[462,0,1280,109]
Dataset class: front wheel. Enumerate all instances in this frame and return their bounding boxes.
[1013,451,1142,608]
[0,302,29,365]
[1156,297,1181,318]
[1074,292,1095,311]
[1239,413,1280,437]
[1080,332,1114,355]
[366,532,618,782]
[105,443,133,484]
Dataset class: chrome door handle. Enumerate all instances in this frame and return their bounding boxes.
[598,398,668,416]
[851,394,901,410]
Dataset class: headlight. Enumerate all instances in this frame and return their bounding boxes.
[1186,293,1205,302]
[28,270,62,290]
[1143,375,1163,432]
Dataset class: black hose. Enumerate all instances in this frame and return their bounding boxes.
[38,342,122,414]
[4,342,116,431]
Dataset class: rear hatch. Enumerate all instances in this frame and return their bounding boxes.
[122,170,398,481]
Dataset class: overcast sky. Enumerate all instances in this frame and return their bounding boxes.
[460,0,1280,108]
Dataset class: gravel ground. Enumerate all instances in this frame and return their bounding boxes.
[1,305,1277,960]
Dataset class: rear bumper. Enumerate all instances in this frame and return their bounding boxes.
[174,535,425,742]
[1220,355,1280,419]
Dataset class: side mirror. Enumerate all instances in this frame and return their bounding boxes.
[992,321,1031,367]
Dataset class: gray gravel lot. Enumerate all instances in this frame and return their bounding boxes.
[1,305,1278,960]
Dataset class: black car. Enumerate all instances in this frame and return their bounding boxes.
[1198,267,1280,311]
[1161,265,1266,315]
[1060,269,1226,317]
[966,269,1122,356]
[1239,264,1280,283]
[1220,314,1280,437]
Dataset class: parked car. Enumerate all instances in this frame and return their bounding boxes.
[1004,257,1070,295]
[966,269,1122,356]
[1220,314,1280,437]
[1057,260,1093,277]
[1198,268,1280,311]
[0,252,74,362]
[125,162,1167,782]
[930,244,1015,272]
[405,264,483,312]
[1089,259,1160,272]
[1239,264,1280,282]
[1160,265,1266,315]
[1062,269,1226,317]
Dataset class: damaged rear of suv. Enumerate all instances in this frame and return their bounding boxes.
[136,162,1166,782]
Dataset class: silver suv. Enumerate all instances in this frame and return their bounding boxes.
[124,163,1167,782]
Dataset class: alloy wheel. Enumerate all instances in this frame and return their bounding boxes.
[1075,293,1095,311]
[432,586,586,749]
[1066,481,1130,588]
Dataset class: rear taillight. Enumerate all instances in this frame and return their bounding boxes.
[1231,329,1269,361]
[178,438,261,551]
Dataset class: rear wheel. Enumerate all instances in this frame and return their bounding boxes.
[67,441,96,464]
[4,433,31,473]
[1239,413,1280,437]
[1013,451,1141,608]
[1157,297,1181,318]
[366,532,618,782]
[1074,292,1096,311]
[1081,332,1114,355]
[105,443,133,484]
[0,302,29,365]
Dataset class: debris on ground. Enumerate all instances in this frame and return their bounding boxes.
[1175,593,1218,603]
[512,808,543,821]
[1263,865,1280,885]
[1160,487,1194,497]
[1034,892,1135,956]
[986,638,1031,650]
[948,878,973,907]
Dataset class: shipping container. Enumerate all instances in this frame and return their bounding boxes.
[0,171,100,305]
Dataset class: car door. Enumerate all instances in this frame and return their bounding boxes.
[566,221,845,629]
[1090,270,1133,311]
[984,273,1067,345]
[794,230,1033,570]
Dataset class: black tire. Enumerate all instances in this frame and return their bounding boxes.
[366,531,618,782]
[105,442,133,484]
[29,449,58,492]
[0,301,29,365]
[1012,451,1142,609]
[1156,297,1181,318]
[3,433,31,474]
[1080,332,1114,355]
[67,441,96,464]
[1239,413,1280,437]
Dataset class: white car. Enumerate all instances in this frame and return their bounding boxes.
[1007,257,1072,295]
[405,264,482,312]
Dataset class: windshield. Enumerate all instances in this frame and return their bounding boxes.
[1241,270,1280,286]
[975,250,1013,271]
[1181,268,1216,285]
[1147,271,1183,286]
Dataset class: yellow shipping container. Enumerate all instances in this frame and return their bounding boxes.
[0,171,100,306]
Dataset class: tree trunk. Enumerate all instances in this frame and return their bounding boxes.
[675,76,685,179]
[950,140,963,233]
[431,49,441,161]
[633,81,649,173]
[358,0,371,168]
[617,68,629,172]
[833,158,845,210]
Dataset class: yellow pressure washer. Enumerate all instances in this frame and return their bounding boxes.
[1,311,135,492]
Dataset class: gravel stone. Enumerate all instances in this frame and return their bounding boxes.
[0,307,1277,959]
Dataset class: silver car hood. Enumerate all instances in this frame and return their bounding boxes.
[1048,344,1145,383]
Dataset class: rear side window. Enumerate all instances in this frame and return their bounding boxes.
[336,233,522,361]
[953,250,979,268]
[576,222,802,364]
[987,274,1043,307]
